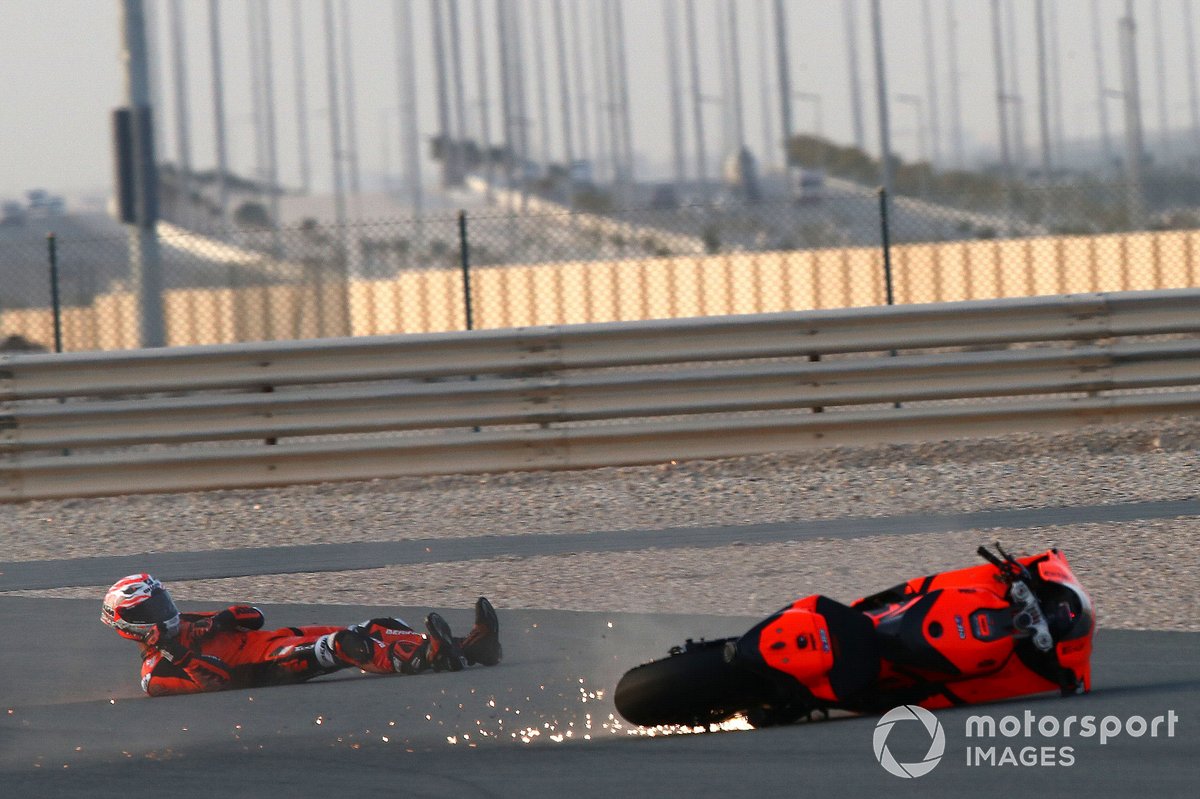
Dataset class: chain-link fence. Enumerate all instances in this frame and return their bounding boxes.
[2,180,1199,353]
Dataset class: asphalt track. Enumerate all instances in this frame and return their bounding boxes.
[1,500,1196,797]
[3,498,1198,591]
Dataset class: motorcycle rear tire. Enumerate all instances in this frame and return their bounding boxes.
[614,640,767,728]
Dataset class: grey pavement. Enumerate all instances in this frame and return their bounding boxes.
[3,498,1197,591]
[0,597,1194,798]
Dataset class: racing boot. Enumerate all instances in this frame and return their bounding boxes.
[425,612,467,672]
[459,597,503,667]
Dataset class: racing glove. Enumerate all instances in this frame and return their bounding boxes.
[133,621,174,648]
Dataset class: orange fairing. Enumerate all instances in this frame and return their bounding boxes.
[756,596,838,703]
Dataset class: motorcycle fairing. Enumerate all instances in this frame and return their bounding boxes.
[738,595,880,704]
[853,548,1093,702]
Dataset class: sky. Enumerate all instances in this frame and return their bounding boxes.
[1,0,1198,203]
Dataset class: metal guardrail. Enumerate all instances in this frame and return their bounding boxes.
[2,288,1199,501]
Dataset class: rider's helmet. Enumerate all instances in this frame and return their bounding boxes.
[101,574,181,641]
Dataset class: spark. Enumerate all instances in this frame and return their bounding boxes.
[315,716,323,725]
[607,622,613,628]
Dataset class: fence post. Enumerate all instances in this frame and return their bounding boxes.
[458,209,474,330]
[46,233,63,353]
[878,187,895,306]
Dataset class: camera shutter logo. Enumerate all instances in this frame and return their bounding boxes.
[873,705,946,778]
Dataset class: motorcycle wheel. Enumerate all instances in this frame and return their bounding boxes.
[614,639,768,728]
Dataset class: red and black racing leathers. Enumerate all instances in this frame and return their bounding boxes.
[139,606,429,697]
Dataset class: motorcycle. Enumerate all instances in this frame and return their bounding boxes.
[614,545,1094,728]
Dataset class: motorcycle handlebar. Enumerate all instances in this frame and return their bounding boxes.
[1010,580,1054,652]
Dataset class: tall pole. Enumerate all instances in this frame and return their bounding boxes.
[1152,0,1170,161]
[530,1,552,169]
[322,0,347,237]
[773,0,793,163]
[509,1,530,203]
[870,0,894,200]
[338,0,362,200]
[665,0,687,185]
[1091,0,1115,169]
[920,0,942,169]
[474,0,495,194]
[448,0,470,162]
[1046,0,1065,168]
[592,0,613,184]
[1120,1,1146,228]
[431,0,455,187]
[569,1,593,173]
[1183,0,1200,165]
[119,0,165,348]
[600,0,622,185]
[1003,0,1026,179]
[552,1,576,199]
[727,0,747,151]
[291,0,311,194]
[395,0,423,216]
[756,0,775,172]
[845,0,866,151]
[208,0,229,226]
[1036,0,1054,179]
[248,2,267,186]
[990,0,1015,232]
[495,0,515,192]
[144,0,166,167]
[991,0,1014,190]
[258,0,282,254]
[167,0,192,225]
[613,0,635,185]
[716,0,734,157]
[685,0,709,199]
[946,0,965,169]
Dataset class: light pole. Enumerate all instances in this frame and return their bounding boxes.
[119,0,165,348]
[869,0,894,202]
